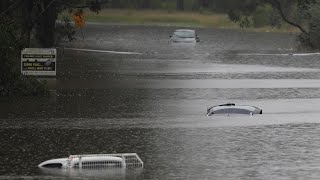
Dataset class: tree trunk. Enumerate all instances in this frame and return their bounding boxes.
[0,0,9,12]
[38,0,57,47]
[111,0,121,8]
[20,0,34,47]
[176,0,184,11]
[268,0,307,33]
[208,0,214,9]
[199,0,208,8]
[142,0,150,9]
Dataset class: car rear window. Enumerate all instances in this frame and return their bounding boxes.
[173,31,195,38]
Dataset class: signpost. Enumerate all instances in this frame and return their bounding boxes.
[21,48,56,76]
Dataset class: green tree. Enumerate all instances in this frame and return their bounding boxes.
[223,0,320,49]
[298,1,320,48]
[0,16,48,96]
[0,0,104,96]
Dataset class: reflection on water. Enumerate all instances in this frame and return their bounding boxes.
[2,126,320,179]
[39,167,142,179]
[1,25,320,179]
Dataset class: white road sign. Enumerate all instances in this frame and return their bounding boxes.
[21,48,56,76]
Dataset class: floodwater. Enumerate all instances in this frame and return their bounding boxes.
[2,24,320,179]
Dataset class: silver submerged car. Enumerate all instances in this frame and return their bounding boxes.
[207,103,262,116]
[169,29,200,43]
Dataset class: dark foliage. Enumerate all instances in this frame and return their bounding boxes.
[0,17,49,96]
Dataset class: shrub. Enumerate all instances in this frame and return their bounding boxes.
[252,4,281,28]
[307,3,320,49]
[0,16,49,96]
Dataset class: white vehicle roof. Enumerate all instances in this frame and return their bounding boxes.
[175,29,195,32]
[207,103,262,116]
[211,105,257,112]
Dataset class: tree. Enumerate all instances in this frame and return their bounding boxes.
[266,0,306,33]
[142,0,151,9]
[298,0,320,48]
[0,0,104,96]
[176,0,184,10]
[224,0,320,49]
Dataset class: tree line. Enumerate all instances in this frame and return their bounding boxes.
[1,0,319,48]
[103,0,235,11]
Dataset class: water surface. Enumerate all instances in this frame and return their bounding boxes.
[1,24,320,179]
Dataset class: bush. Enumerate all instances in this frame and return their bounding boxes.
[252,5,273,28]
[307,4,320,49]
[0,16,49,96]
[296,3,320,50]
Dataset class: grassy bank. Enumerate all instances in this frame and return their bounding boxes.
[62,9,298,32]
[84,9,237,28]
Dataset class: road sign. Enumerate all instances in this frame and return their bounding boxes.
[21,48,56,76]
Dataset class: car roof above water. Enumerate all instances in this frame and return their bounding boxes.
[174,29,195,32]
[207,103,262,116]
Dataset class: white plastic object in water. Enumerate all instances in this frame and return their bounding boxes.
[38,153,143,169]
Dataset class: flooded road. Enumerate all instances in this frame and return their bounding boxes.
[1,24,320,179]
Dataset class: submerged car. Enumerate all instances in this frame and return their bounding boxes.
[38,156,124,168]
[169,29,200,43]
[207,103,262,116]
[38,153,143,169]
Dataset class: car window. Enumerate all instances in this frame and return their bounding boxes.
[212,108,252,114]
[173,31,195,38]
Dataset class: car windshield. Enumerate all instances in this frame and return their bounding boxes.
[173,31,195,38]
